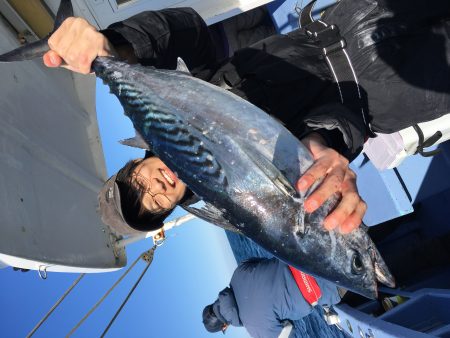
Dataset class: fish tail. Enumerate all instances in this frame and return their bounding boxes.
[0,39,50,62]
[0,0,73,62]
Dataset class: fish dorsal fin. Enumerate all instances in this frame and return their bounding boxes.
[241,143,298,198]
[119,130,150,150]
[176,58,191,75]
[183,202,242,235]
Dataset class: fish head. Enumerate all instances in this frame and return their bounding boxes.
[282,196,396,299]
[322,227,396,299]
[241,195,396,299]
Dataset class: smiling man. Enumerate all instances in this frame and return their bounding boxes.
[99,151,194,234]
[130,156,186,213]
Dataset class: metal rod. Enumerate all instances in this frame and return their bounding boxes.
[116,213,197,247]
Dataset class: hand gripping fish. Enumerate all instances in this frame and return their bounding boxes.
[0,0,395,298]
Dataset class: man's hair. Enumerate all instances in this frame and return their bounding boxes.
[115,159,174,231]
[202,304,225,333]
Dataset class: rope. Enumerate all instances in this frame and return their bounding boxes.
[100,246,156,337]
[66,251,146,337]
[413,124,442,157]
[26,273,86,338]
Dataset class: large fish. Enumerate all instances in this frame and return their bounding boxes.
[0,0,394,298]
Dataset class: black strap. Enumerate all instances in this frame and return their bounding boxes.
[299,0,375,136]
[412,124,442,157]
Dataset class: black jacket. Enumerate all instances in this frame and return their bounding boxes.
[102,1,450,160]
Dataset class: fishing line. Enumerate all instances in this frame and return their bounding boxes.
[100,246,156,337]
[65,252,146,337]
[26,273,86,337]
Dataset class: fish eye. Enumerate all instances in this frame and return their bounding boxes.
[351,252,364,275]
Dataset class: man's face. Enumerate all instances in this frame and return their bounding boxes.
[131,157,187,213]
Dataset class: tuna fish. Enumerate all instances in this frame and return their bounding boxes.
[0,0,395,298]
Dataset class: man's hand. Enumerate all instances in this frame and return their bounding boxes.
[298,133,367,234]
[43,17,116,74]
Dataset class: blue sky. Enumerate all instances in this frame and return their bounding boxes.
[0,79,249,338]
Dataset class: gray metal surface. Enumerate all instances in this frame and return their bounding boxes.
[0,13,126,271]
[65,0,274,28]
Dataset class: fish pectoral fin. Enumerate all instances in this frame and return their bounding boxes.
[0,0,73,63]
[240,143,298,198]
[0,39,51,62]
[183,203,242,235]
[176,58,192,75]
[119,130,151,150]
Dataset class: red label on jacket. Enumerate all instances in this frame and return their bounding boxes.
[288,266,322,306]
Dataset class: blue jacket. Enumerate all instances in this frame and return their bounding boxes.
[215,258,341,338]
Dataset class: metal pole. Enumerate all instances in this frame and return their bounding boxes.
[116,213,197,247]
